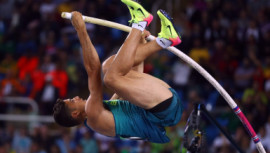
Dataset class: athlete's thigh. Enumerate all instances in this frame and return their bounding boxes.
[103,55,144,75]
[112,70,173,109]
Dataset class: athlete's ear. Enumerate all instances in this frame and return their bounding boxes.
[71,111,80,119]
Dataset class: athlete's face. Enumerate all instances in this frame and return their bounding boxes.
[64,96,83,109]
[63,96,85,119]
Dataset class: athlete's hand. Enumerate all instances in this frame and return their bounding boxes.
[71,11,86,31]
[140,30,150,43]
[142,30,151,38]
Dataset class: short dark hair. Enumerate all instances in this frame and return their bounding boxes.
[53,99,81,127]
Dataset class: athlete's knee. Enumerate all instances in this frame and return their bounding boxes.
[102,55,115,75]
[104,72,115,88]
[104,71,118,88]
[102,62,108,75]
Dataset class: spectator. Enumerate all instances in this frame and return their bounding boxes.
[94,132,115,153]
[0,53,17,80]
[266,116,270,138]
[30,142,46,153]
[48,61,68,98]
[234,57,255,92]
[212,134,230,153]
[56,33,72,53]
[12,128,32,153]
[74,144,83,153]
[31,64,46,98]
[80,132,98,153]
[0,0,15,20]
[217,145,236,153]
[15,31,37,58]
[49,144,61,153]
[263,56,270,80]
[0,70,25,96]
[234,127,251,152]
[44,31,57,55]
[204,19,226,43]
[17,51,39,81]
[265,79,270,102]
[21,73,34,97]
[36,74,59,115]
[189,38,209,63]
[249,126,270,152]
[40,55,56,73]
[39,125,53,153]
[73,124,91,145]
[172,60,191,89]
[55,132,76,153]
[39,0,57,20]
[246,20,260,41]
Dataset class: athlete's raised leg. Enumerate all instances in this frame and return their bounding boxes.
[102,31,158,74]
[134,9,182,65]
[103,8,182,75]
[104,1,181,109]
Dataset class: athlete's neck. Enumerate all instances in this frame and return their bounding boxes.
[78,100,87,118]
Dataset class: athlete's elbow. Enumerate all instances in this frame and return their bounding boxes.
[102,62,109,75]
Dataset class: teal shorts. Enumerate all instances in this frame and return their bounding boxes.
[144,88,183,127]
[103,88,183,143]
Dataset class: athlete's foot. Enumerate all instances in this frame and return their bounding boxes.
[156,9,181,48]
[121,0,153,31]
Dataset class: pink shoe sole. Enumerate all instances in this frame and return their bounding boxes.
[144,14,153,26]
[169,37,182,46]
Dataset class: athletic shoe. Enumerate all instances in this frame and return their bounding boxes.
[157,9,181,46]
[121,0,153,26]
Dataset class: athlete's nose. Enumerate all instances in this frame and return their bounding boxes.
[74,96,79,100]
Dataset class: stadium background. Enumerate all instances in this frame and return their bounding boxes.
[0,0,270,152]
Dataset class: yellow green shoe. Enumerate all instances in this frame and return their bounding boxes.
[121,0,153,26]
[157,9,181,46]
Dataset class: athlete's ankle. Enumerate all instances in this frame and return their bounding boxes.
[156,37,172,48]
[131,22,147,31]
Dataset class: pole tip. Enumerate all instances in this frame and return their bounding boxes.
[61,12,72,19]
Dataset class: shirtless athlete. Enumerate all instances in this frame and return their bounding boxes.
[53,0,182,143]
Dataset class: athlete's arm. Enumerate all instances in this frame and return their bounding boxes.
[72,11,115,136]
[71,11,102,105]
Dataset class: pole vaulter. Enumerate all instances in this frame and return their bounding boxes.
[61,12,266,153]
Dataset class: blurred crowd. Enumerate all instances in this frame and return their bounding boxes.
[0,0,270,152]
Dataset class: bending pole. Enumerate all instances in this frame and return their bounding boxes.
[200,104,244,153]
[61,12,266,153]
